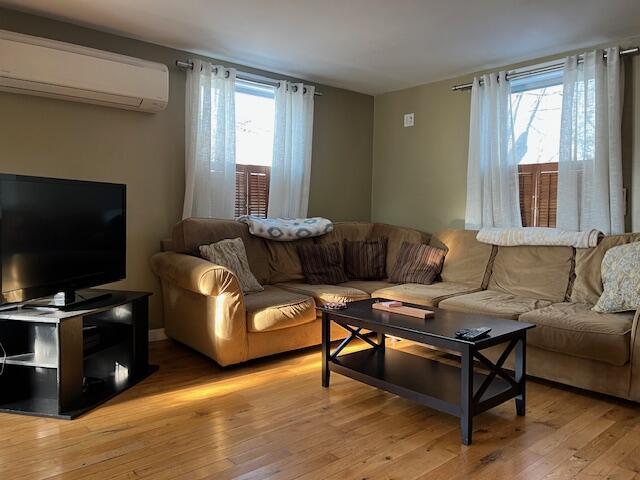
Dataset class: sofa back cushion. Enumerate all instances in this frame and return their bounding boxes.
[368,223,430,276]
[266,222,371,284]
[171,218,270,284]
[571,233,640,305]
[174,220,431,286]
[315,222,373,253]
[429,229,494,287]
[266,238,314,284]
[488,245,574,302]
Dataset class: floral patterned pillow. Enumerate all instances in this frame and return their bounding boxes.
[593,241,640,313]
[199,238,264,294]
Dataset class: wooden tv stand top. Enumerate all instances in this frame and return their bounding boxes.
[0,289,150,323]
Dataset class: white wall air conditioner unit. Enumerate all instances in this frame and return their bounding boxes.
[0,29,168,113]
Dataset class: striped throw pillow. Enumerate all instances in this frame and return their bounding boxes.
[389,242,447,285]
[297,242,349,285]
[344,237,388,280]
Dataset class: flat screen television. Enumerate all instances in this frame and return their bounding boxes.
[0,174,126,308]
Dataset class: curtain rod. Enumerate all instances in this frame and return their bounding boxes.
[451,46,639,91]
[175,60,323,96]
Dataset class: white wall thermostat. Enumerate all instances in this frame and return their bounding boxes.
[403,113,415,127]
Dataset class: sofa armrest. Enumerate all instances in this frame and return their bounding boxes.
[151,251,243,297]
[629,308,640,400]
[151,252,248,366]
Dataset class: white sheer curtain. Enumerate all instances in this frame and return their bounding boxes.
[557,47,624,234]
[465,72,522,229]
[182,59,237,219]
[268,81,315,218]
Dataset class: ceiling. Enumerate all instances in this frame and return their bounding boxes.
[2,0,640,95]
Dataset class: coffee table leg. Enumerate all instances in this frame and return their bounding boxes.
[377,332,386,352]
[322,311,330,388]
[460,345,474,445]
[515,332,526,416]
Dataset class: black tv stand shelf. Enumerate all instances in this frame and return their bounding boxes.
[0,289,157,419]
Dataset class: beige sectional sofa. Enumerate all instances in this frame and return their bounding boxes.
[151,219,428,367]
[151,218,640,402]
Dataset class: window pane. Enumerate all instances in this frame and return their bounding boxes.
[235,80,275,166]
[512,69,562,228]
[511,72,563,165]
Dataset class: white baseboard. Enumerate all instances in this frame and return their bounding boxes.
[149,328,168,342]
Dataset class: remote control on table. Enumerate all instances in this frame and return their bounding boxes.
[455,327,491,341]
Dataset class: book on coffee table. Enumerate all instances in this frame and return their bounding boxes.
[372,300,434,319]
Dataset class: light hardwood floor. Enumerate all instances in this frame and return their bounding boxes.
[1,339,640,480]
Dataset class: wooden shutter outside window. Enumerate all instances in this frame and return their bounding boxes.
[518,162,558,227]
[235,164,270,218]
[235,167,248,217]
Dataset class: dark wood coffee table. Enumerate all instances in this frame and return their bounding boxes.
[319,298,535,445]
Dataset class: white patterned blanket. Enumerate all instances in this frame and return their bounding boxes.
[237,216,333,241]
[476,227,602,248]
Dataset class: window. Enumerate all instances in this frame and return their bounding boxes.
[511,70,562,227]
[234,80,275,217]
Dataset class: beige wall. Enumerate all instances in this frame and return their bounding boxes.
[373,36,640,234]
[0,8,374,328]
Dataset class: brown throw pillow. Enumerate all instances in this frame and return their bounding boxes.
[297,242,348,285]
[389,242,447,285]
[344,237,388,280]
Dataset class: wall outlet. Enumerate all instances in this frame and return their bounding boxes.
[403,113,414,127]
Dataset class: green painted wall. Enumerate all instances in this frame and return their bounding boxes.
[373,36,640,234]
[373,76,472,232]
[0,8,373,328]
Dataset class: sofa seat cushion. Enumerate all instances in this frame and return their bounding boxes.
[438,290,552,319]
[339,281,398,295]
[519,303,635,366]
[371,282,479,308]
[244,286,316,333]
[276,282,369,306]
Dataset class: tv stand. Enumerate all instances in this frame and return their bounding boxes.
[0,289,156,419]
[23,289,112,311]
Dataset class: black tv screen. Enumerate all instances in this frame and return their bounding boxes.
[0,174,126,304]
